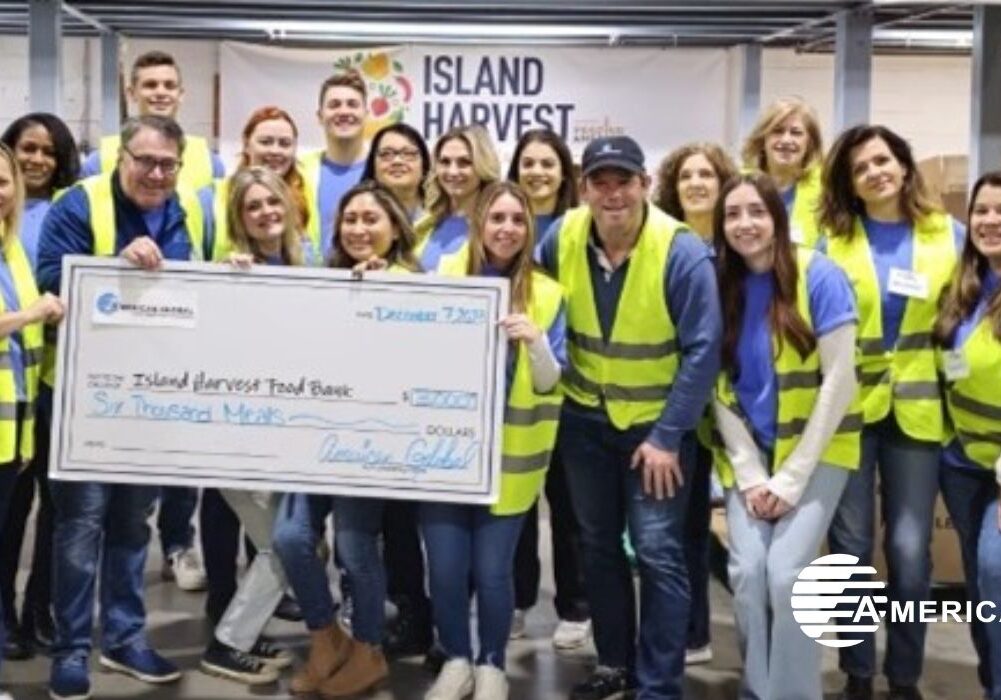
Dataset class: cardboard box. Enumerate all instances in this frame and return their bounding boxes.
[918,154,969,223]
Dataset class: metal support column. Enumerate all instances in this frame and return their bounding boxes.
[101,31,121,133]
[29,0,62,113]
[970,5,1001,183]
[739,43,763,142]
[833,8,872,132]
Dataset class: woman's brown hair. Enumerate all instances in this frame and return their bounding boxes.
[934,171,1001,345]
[466,181,537,314]
[819,124,940,238]
[654,142,738,221]
[714,173,817,373]
[424,126,501,227]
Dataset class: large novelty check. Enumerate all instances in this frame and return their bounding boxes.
[50,257,509,504]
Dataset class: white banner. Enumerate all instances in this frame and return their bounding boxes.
[219,41,730,170]
[51,258,509,503]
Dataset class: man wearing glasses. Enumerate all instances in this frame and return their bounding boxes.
[36,115,204,700]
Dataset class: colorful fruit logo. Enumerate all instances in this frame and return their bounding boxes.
[334,51,414,139]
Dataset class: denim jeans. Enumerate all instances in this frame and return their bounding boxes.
[559,408,694,700]
[686,442,713,650]
[158,485,197,555]
[977,500,1001,700]
[827,415,940,685]
[49,480,158,659]
[420,501,526,669]
[272,492,337,631]
[334,496,387,645]
[727,465,849,700]
[940,463,998,692]
[0,465,18,678]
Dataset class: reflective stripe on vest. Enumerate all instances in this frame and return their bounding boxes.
[556,205,681,429]
[826,212,955,441]
[941,320,1001,470]
[714,247,862,488]
[438,257,566,515]
[299,150,324,253]
[100,134,215,192]
[790,163,823,249]
[0,236,42,463]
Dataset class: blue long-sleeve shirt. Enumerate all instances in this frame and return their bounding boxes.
[537,207,722,451]
[37,172,194,295]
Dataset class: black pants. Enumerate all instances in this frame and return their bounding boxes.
[382,499,430,613]
[0,393,52,630]
[200,487,256,622]
[512,448,589,621]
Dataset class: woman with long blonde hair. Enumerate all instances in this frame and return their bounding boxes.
[416,125,501,271]
[425,181,566,699]
[742,97,825,247]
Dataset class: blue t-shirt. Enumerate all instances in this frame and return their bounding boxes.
[318,158,366,258]
[141,204,168,239]
[781,186,796,213]
[0,252,26,400]
[943,269,1001,472]
[535,214,556,242]
[420,215,469,272]
[20,199,51,270]
[860,216,965,350]
[734,254,857,449]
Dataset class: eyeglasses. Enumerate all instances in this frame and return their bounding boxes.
[376,147,420,163]
[122,145,182,176]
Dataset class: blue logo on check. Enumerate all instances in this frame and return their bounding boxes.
[96,292,120,315]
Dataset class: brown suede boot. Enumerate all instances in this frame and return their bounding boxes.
[317,641,388,698]
[290,624,352,695]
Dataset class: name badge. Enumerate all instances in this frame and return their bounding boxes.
[790,225,805,244]
[943,349,970,381]
[887,268,929,300]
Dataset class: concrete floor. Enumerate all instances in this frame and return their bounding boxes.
[0,512,986,700]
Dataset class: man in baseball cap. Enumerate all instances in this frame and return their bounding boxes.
[537,135,722,699]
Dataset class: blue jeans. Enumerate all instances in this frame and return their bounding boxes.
[0,465,18,678]
[728,465,849,700]
[158,485,197,555]
[49,480,158,659]
[560,407,694,700]
[978,500,1001,700]
[272,492,337,631]
[420,501,525,669]
[827,415,940,685]
[940,464,998,693]
[333,496,386,645]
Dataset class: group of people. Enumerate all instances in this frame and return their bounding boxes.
[0,47,998,700]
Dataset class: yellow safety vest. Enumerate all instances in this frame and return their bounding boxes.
[940,317,1001,470]
[210,177,232,262]
[0,236,43,463]
[713,248,862,487]
[440,255,565,514]
[298,150,326,254]
[789,164,823,249]
[41,173,205,386]
[99,134,215,192]
[826,212,956,441]
[556,205,682,429]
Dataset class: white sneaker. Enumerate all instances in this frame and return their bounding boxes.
[552,618,591,650]
[164,547,207,592]
[685,644,713,665]
[425,658,474,700]
[508,609,527,640]
[472,665,508,700]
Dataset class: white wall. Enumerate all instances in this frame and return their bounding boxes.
[0,37,975,162]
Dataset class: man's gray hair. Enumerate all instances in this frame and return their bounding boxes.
[120,115,185,155]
